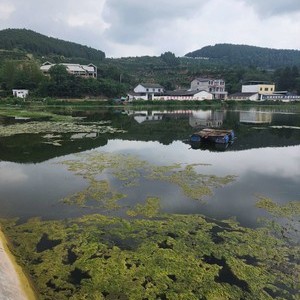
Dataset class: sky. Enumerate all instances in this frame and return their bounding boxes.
[0,0,300,58]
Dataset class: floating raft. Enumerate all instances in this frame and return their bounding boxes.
[190,128,235,144]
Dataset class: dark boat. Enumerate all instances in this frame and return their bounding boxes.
[190,128,235,145]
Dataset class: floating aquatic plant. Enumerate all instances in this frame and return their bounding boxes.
[1,212,299,300]
[0,121,126,137]
[60,152,236,210]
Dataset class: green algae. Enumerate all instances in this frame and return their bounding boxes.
[126,197,161,218]
[62,179,126,209]
[0,107,75,121]
[1,213,299,300]
[60,152,236,210]
[0,120,126,137]
[256,196,300,246]
[256,196,300,218]
[2,152,298,299]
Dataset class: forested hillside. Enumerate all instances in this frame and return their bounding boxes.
[0,29,299,98]
[0,28,105,62]
[185,44,300,69]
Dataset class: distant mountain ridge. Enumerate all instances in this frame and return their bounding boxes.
[185,44,300,68]
[0,28,105,62]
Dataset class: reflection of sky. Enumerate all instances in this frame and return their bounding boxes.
[0,162,28,184]
[100,139,300,226]
[0,161,88,219]
[101,140,300,180]
[0,139,299,227]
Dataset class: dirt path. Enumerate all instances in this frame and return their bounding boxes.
[0,230,36,300]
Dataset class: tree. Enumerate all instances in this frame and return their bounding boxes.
[160,52,179,66]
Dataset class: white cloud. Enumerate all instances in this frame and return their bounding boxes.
[0,0,300,57]
[243,0,300,16]
[0,163,28,184]
[0,2,15,20]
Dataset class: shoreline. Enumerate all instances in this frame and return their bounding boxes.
[0,228,36,300]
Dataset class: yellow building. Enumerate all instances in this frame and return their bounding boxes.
[242,81,275,95]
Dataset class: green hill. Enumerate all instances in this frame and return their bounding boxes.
[185,44,300,69]
[0,28,105,63]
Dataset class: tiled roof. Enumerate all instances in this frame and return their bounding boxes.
[165,90,208,96]
[40,63,96,73]
[229,92,257,97]
[140,83,164,89]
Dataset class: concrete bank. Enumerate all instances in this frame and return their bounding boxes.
[0,229,36,300]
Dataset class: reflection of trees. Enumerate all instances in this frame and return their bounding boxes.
[2,108,300,163]
[111,110,300,151]
[0,134,108,163]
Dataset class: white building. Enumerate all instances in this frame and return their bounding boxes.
[129,83,164,100]
[228,92,259,101]
[155,90,213,101]
[12,89,29,99]
[128,84,213,101]
[40,62,97,78]
[190,78,227,99]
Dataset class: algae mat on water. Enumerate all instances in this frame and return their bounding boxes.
[60,152,236,210]
[1,153,299,299]
[1,213,299,300]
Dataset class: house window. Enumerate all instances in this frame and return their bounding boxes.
[146,88,149,91]
[158,89,161,92]
[265,88,268,91]
[153,88,155,92]
[260,87,263,91]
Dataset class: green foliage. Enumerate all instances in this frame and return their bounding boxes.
[1,30,300,98]
[160,52,179,66]
[0,28,105,62]
[186,43,300,69]
[0,60,44,91]
[274,66,300,93]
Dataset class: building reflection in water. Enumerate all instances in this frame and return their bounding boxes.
[189,110,224,128]
[239,111,272,124]
[125,110,193,124]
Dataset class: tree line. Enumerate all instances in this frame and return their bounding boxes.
[185,44,300,69]
[0,61,128,98]
[0,29,105,63]
[1,59,300,99]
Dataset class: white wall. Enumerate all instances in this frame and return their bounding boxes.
[12,89,29,98]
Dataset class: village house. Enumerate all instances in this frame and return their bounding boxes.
[128,83,165,101]
[128,84,213,101]
[190,78,228,99]
[229,81,300,101]
[241,81,275,95]
[155,90,213,101]
[229,92,259,101]
[40,62,97,78]
[12,89,29,99]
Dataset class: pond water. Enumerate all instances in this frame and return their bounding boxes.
[0,106,299,228]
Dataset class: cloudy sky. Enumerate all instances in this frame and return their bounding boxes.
[0,0,300,57]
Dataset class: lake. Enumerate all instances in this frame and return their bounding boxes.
[1,105,300,299]
[0,106,299,226]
